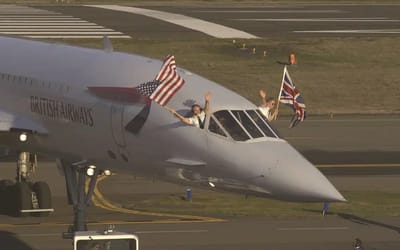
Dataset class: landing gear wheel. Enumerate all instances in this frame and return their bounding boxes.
[32,181,52,217]
[15,182,32,217]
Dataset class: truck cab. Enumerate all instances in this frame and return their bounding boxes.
[73,227,139,250]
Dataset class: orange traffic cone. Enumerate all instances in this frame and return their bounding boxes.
[289,53,297,65]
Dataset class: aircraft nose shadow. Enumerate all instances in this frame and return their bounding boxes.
[0,230,34,250]
[338,213,400,234]
[303,209,400,234]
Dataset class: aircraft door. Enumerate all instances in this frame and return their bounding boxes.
[110,102,130,161]
[110,103,126,148]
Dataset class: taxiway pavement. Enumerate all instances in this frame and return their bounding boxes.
[38,4,400,39]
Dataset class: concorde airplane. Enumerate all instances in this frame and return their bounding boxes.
[0,36,345,231]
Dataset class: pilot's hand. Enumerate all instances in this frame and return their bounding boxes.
[205,92,211,102]
[259,89,266,99]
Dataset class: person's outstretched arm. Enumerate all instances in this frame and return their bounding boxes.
[204,92,211,114]
[259,89,267,106]
[166,107,192,125]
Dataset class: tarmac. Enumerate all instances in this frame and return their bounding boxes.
[0,3,399,250]
[38,3,400,39]
[0,115,399,250]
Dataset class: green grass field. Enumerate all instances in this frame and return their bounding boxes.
[62,37,400,115]
[123,188,400,218]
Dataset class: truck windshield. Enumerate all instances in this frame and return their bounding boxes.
[77,239,136,250]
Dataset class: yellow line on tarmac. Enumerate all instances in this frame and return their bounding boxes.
[90,175,224,223]
[316,163,400,168]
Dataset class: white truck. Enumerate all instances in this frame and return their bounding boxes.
[73,226,139,250]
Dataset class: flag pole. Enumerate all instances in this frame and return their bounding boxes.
[274,65,287,119]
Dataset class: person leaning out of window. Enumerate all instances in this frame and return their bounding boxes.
[258,89,278,122]
[167,92,211,129]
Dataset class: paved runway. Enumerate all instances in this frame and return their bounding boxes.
[1,114,400,250]
[0,161,399,250]
[0,3,399,250]
[0,5,131,39]
[39,3,400,39]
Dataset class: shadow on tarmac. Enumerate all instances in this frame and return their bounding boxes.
[304,209,400,234]
[337,213,400,234]
[0,230,34,250]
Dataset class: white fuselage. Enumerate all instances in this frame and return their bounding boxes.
[0,37,345,202]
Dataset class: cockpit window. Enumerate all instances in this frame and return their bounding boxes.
[208,116,227,137]
[231,110,263,139]
[249,110,280,138]
[213,110,250,141]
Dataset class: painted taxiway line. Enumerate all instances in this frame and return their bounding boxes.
[0,29,115,31]
[0,26,104,28]
[86,5,258,39]
[90,176,225,223]
[0,17,80,19]
[0,220,213,228]
[235,18,399,22]
[316,163,400,168]
[0,31,124,34]
[0,20,89,23]
[277,226,348,231]
[19,230,208,237]
[294,29,400,34]
[0,24,99,26]
[136,229,208,234]
[196,10,345,13]
[0,5,132,39]
[24,35,132,39]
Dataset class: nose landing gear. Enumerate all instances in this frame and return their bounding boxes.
[0,152,54,217]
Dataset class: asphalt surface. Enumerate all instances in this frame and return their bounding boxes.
[0,161,399,250]
[39,4,400,39]
[1,3,400,250]
[0,115,400,249]
[276,114,400,175]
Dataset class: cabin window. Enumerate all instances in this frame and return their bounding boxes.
[208,116,227,137]
[213,110,250,141]
[231,110,263,139]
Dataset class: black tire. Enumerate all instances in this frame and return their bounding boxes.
[15,182,32,217]
[0,179,14,214]
[32,181,52,217]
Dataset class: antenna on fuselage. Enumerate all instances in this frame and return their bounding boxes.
[103,35,113,53]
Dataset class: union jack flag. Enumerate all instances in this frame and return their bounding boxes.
[279,66,306,128]
[137,55,185,106]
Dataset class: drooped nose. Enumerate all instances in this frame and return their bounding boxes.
[257,141,346,202]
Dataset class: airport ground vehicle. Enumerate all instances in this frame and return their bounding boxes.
[73,226,139,250]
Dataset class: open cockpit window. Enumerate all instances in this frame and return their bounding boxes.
[208,109,280,141]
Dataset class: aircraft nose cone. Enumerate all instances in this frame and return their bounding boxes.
[263,143,346,202]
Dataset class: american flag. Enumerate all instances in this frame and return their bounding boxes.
[137,55,185,106]
[279,66,306,128]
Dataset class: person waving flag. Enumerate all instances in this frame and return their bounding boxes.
[277,66,306,128]
[137,55,185,106]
